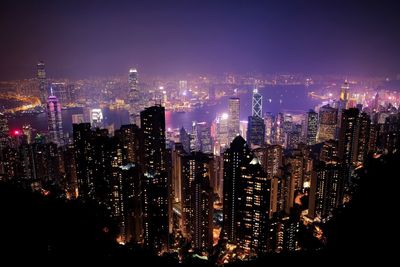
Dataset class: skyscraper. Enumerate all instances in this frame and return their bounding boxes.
[354,112,371,166]
[140,105,166,174]
[309,161,344,220]
[228,97,240,142]
[128,68,139,124]
[47,93,63,146]
[236,158,270,255]
[37,61,47,104]
[0,112,9,149]
[247,115,265,147]
[223,136,270,255]
[318,105,338,142]
[140,105,169,252]
[306,110,318,145]
[181,152,214,251]
[223,136,252,242]
[340,80,350,101]
[252,88,262,118]
[338,108,359,168]
[179,127,191,153]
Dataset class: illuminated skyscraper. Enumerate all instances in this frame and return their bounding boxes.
[247,115,265,147]
[47,93,63,146]
[223,136,252,242]
[140,105,169,252]
[338,108,359,180]
[0,112,9,149]
[309,161,344,220]
[252,88,262,118]
[228,97,240,142]
[179,127,191,153]
[216,113,229,151]
[236,158,270,255]
[264,112,274,144]
[128,68,139,124]
[318,105,338,142]
[181,152,214,251]
[273,113,284,145]
[90,109,103,128]
[223,136,271,255]
[37,61,47,104]
[340,80,350,101]
[354,112,371,166]
[306,110,318,145]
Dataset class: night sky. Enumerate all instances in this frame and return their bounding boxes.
[1,0,399,79]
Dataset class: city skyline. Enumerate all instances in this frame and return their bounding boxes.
[0,0,399,264]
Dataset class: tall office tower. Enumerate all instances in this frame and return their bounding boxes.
[140,105,168,252]
[47,94,63,146]
[236,159,271,255]
[141,105,166,174]
[380,114,400,153]
[22,124,33,144]
[368,123,378,153]
[264,145,284,217]
[283,114,293,134]
[247,116,265,147]
[216,113,229,151]
[264,112,274,144]
[181,152,214,251]
[213,155,224,200]
[223,136,252,242]
[285,155,305,214]
[337,80,350,126]
[64,143,78,199]
[373,91,380,111]
[286,124,303,149]
[90,109,103,128]
[128,68,140,125]
[273,113,284,145]
[179,80,188,96]
[354,113,371,166]
[281,216,300,252]
[0,112,9,149]
[320,140,339,163]
[252,88,262,118]
[340,80,350,101]
[111,163,143,244]
[338,108,359,172]
[197,122,213,154]
[179,127,191,153]
[114,124,143,165]
[228,97,240,142]
[308,161,344,220]
[171,144,185,204]
[318,105,338,142]
[306,110,318,145]
[190,121,199,152]
[37,61,47,104]
[73,125,112,204]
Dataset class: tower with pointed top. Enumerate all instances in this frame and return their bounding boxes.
[252,88,262,118]
[47,88,63,146]
[128,68,140,125]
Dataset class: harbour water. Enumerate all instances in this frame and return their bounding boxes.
[4,85,320,133]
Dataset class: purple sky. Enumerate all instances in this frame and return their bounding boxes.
[1,0,399,79]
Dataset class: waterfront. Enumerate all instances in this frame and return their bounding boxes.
[4,85,320,133]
